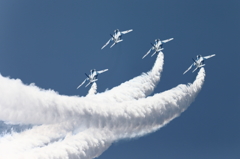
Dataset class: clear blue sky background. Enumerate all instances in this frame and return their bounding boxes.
[0,0,239,158]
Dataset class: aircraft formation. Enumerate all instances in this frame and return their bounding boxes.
[77,28,216,89]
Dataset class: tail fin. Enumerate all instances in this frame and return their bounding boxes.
[85,73,90,78]
[192,58,197,63]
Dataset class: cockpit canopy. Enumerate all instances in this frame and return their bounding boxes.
[114,29,119,33]
[196,55,201,59]
[90,69,96,74]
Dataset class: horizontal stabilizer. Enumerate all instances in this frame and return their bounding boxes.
[91,79,98,83]
[199,64,205,67]
[116,39,123,43]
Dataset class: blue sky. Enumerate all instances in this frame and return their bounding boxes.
[0,0,239,158]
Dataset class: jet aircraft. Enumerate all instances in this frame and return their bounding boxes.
[183,54,216,74]
[142,38,174,59]
[77,69,108,89]
[101,29,133,49]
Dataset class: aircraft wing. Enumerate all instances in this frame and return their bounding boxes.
[203,54,216,60]
[97,69,108,74]
[183,63,193,75]
[121,29,133,34]
[101,38,112,50]
[162,38,174,43]
[77,78,87,89]
[142,48,152,59]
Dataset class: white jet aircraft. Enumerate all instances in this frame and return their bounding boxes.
[183,54,216,74]
[101,29,133,49]
[142,38,174,59]
[77,69,108,89]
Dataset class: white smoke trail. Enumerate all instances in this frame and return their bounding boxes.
[0,53,164,125]
[0,52,164,158]
[0,68,205,159]
[66,68,205,138]
[0,121,32,135]
[87,82,97,96]
[93,52,164,102]
[0,127,113,159]
[22,128,112,159]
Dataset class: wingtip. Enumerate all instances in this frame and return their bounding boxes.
[142,55,147,59]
